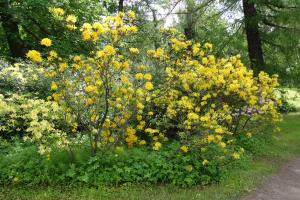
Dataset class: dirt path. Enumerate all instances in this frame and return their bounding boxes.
[243,158,300,200]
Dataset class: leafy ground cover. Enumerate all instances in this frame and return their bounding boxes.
[1,114,299,200]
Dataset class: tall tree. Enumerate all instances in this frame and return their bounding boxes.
[184,0,196,39]
[118,0,124,11]
[0,0,25,58]
[242,0,265,75]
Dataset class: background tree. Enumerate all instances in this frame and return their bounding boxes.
[0,0,108,60]
[0,0,25,58]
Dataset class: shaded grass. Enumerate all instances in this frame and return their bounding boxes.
[1,114,300,200]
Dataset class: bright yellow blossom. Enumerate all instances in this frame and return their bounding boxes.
[51,82,58,90]
[144,82,154,90]
[153,142,162,150]
[180,145,189,153]
[202,159,209,165]
[127,10,136,20]
[139,140,146,145]
[135,73,144,80]
[85,85,97,93]
[144,73,152,81]
[49,7,65,16]
[26,50,42,62]
[40,38,52,47]
[129,47,139,54]
[232,152,240,160]
[66,15,77,23]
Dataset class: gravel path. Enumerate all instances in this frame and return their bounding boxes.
[243,158,300,200]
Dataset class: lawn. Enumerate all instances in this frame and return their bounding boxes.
[1,114,300,200]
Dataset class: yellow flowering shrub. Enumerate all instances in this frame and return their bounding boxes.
[145,29,281,160]
[0,94,68,155]
[27,10,154,153]
[26,10,281,160]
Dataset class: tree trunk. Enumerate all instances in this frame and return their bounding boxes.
[0,0,25,58]
[118,0,124,12]
[242,0,265,75]
[184,13,195,40]
[184,0,195,40]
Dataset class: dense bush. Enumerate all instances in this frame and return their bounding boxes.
[276,89,297,113]
[0,60,51,98]
[0,94,69,154]
[0,10,281,187]
[278,100,297,113]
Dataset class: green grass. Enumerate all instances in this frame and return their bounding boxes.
[1,114,300,200]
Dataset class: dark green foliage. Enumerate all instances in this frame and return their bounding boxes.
[0,0,107,58]
[0,141,241,187]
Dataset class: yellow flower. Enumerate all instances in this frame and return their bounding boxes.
[137,102,144,110]
[121,75,130,84]
[139,140,146,145]
[49,50,58,58]
[240,147,245,153]
[215,127,225,134]
[86,98,94,105]
[73,55,81,62]
[246,132,252,138]
[145,128,159,134]
[96,50,104,57]
[85,85,97,93]
[202,57,208,65]
[127,10,136,20]
[204,42,212,49]
[49,7,65,16]
[66,24,77,30]
[185,165,193,172]
[51,82,58,90]
[153,142,161,150]
[12,176,19,183]
[26,50,42,62]
[187,112,199,120]
[180,145,189,153]
[144,73,152,81]
[232,152,240,160]
[59,62,68,72]
[155,48,164,57]
[66,15,77,23]
[104,45,116,56]
[135,73,144,80]
[147,111,154,116]
[218,142,226,148]
[144,82,154,90]
[129,48,139,54]
[202,159,209,165]
[108,137,115,143]
[40,38,52,47]
[207,135,215,143]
